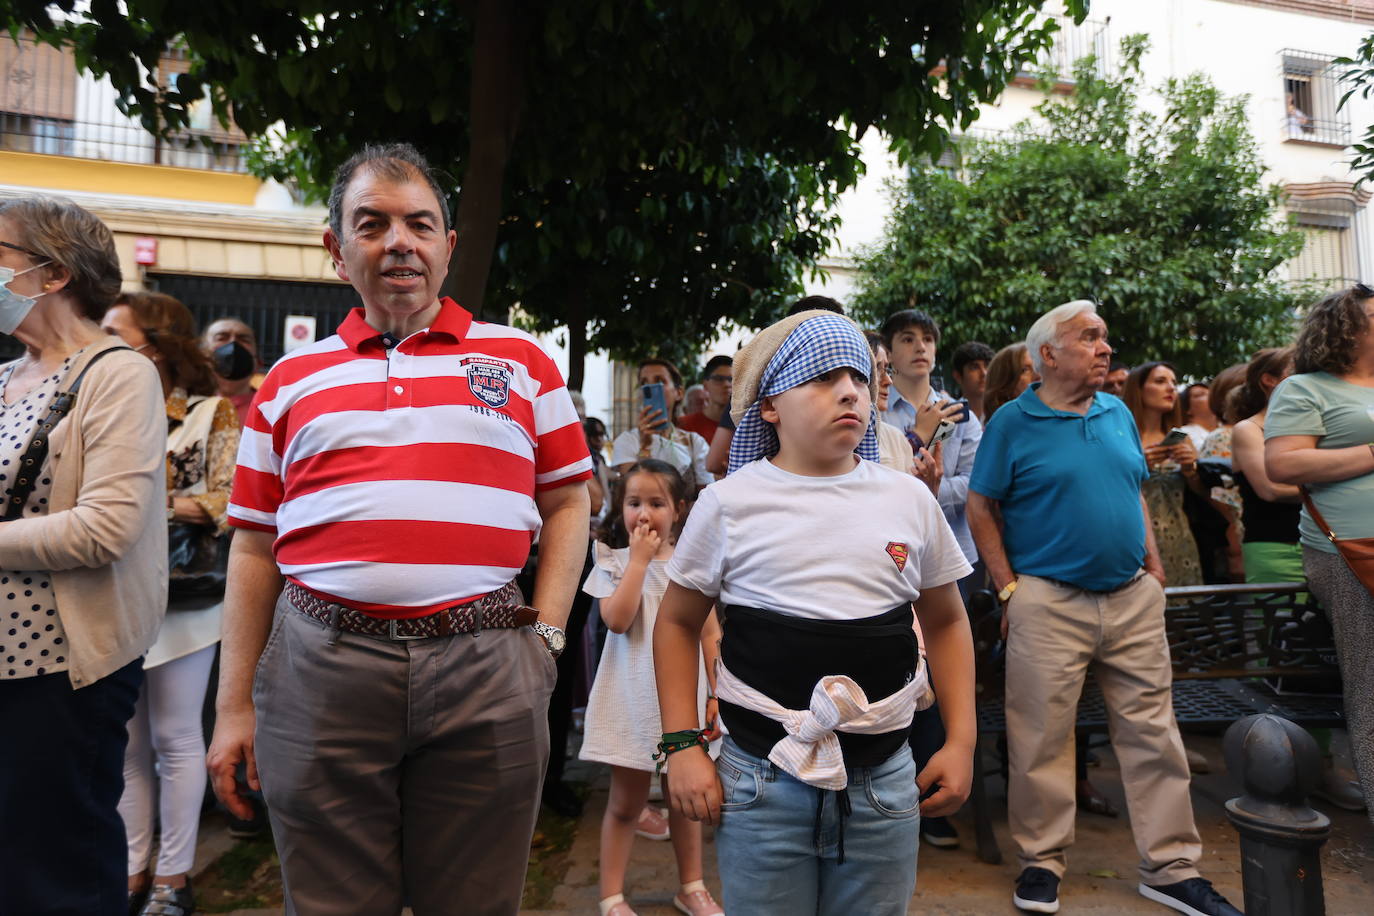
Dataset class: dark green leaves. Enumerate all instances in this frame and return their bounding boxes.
[853,35,1308,379]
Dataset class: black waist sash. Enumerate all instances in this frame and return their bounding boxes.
[718,603,919,769]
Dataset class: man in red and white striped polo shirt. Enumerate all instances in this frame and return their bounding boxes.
[207,143,592,916]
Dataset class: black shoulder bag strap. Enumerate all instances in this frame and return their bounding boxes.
[3,346,131,521]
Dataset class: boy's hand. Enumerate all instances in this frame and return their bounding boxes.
[703,697,720,741]
[627,518,662,564]
[913,399,964,445]
[913,441,943,497]
[667,746,723,824]
[916,742,973,817]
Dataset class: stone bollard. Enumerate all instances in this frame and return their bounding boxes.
[1223,713,1331,916]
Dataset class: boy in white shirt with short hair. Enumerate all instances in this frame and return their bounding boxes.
[653,310,977,916]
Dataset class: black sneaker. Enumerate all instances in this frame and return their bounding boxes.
[919,815,960,848]
[1013,867,1060,913]
[1139,877,1242,916]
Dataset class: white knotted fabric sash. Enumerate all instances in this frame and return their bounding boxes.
[713,657,934,791]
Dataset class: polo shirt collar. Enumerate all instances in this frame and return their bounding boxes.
[337,296,474,353]
[1015,382,1110,419]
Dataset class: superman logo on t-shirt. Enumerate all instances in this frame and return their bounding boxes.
[886,541,909,572]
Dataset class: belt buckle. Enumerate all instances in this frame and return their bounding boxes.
[387,618,426,641]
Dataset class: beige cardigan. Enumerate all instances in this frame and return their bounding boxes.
[0,336,168,688]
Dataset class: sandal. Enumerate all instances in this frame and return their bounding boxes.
[599,893,639,916]
[634,805,671,841]
[139,883,195,916]
[674,887,724,916]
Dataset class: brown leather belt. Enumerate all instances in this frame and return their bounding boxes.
[283,579,537,640]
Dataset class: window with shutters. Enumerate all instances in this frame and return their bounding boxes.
[0,35,76,155]
[1289,222,1355,291]
[0,33,246,171]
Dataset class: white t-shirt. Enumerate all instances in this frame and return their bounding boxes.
[611,428,714,487]
[668,457,972,621]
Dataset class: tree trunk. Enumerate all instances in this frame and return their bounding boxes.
[567,313,588,393]
[443,0,528,320]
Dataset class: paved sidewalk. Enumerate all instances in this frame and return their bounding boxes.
[527,733,1374,915]
[214,733,1374,914]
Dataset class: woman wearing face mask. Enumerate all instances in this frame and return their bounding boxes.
[0,198,168,916]
[102,292,241,916]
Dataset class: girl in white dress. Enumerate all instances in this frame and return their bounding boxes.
[581,459,723,916]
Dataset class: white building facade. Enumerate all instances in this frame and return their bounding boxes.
[812,0,1374,308]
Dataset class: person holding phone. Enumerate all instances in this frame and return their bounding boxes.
[611,358,713,492]
[879,309,981,853]
[1123,362,1205,587]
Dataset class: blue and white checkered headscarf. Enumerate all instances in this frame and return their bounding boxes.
[727,313,881,474]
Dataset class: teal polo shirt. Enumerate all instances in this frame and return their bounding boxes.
[969,384,1149,591]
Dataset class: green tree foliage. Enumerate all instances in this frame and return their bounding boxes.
[8,0,1079,383]
[1336,32,1374,185]
[853,36,1307,378]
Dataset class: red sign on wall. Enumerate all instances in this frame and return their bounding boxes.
[134,236,158,266]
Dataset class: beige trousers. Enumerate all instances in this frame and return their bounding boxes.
[1004,572,1201,884]
[253,590,558,915]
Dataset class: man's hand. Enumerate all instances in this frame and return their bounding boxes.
[913,399,964,445]
[667,746,723,824]
[1145,557,1167,588]
[916,742,974,817]
[208,704,260,820]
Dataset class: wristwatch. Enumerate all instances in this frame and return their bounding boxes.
[998,579,1019,603]
[531,620,566,658]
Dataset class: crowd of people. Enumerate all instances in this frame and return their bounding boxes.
[1,141,1372,916]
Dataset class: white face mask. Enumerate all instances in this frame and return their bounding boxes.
[0,263,49,336]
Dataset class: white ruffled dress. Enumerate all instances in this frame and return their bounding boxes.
[579,542,715,771]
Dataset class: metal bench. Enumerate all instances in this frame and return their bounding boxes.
[965,582,1344,864]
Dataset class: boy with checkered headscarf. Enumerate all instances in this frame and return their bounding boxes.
[652,311,977,915]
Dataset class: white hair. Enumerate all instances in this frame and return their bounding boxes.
[1025,299,1098,374]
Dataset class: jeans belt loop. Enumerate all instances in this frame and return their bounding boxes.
[472,606,483,638]
[326,605,342,646]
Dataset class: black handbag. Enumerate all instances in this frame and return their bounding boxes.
[166,396,230,604]
[167,521,228,602]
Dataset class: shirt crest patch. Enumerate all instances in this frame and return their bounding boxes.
[465,359,512,409]
[886,541,909,572]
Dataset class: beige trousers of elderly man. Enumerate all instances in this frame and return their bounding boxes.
[1004,572,1202,884]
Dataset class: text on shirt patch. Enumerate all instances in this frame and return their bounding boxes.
[462,357,513,409]
[886,541,909,572]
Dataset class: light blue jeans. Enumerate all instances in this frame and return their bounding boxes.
[714,736,921,915]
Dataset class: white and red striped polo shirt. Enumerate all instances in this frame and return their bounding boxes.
[227,298,593,618]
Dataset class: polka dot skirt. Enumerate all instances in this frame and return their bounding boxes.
[0,354,77,680]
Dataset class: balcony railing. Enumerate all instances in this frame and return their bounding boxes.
[0,34,247,173]
[1280,49,1350,147]
[1018,15,1112,86]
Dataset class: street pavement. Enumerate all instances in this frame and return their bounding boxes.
[212,732,1373,915]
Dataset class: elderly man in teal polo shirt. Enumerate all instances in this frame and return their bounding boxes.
[967,301,1241,916]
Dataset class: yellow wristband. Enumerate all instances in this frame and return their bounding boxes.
[998,580,1018,603]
